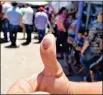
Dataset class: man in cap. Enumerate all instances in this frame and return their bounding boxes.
[35,6,51,43]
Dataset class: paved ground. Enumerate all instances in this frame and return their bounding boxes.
[1,32,44,94]
[1,32,85,94]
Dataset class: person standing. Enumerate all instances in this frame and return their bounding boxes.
[35,7,50,43]
[2,1,12,42]
[56,7,68,58]
[22,4,34,45]
[7,2,22,47]
[81,11,103,81]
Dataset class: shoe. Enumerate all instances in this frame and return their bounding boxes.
[34,36,38,39]
[5,44,13,48]
[22,42,30,45]
[5,44,18,48]
[12,44,18,48]
[4,39,8,42]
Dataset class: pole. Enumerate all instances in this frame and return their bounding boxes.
[75,1,84,37]
[86,1,91,30]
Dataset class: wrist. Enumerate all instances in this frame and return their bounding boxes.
[67,81,74,94]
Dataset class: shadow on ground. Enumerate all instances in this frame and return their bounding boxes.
[0,38,9,44]
[5,45,20,49]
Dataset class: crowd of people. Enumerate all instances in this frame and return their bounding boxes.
[0,1,103,82]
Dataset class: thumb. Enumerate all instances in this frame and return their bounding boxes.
[40,34,63,77]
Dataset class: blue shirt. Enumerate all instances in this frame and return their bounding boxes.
[74,37,84,48]
[7,7,22,25]
[35,11,49,30]
[68,19,77,36]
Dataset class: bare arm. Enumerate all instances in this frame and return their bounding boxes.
[81,29,96,55]
[68,81,102,94]
[19,15,23,27]
[81,41,89,55]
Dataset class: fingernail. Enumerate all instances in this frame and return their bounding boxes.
[42,38,52,49]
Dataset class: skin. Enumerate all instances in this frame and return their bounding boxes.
[7,34,102,94]
[97,11,103,23]
[81,11,103,55]
[57,9,67,32]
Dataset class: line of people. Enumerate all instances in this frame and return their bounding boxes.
[0,1,103,81]
[53,7,103,81]
[0,1,50,47]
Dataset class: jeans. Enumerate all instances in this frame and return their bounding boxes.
[9,24,19,45]
[37,29,45,42]
[2,18,9,40]
[25,24,33,42]
[81,48,102,81]
[94,71,103,81]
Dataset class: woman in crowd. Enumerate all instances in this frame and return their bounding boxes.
[56,7,68,58]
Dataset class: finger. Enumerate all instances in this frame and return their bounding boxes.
[40,34,63,77]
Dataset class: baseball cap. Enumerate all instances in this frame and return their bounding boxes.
[38,6,45,11]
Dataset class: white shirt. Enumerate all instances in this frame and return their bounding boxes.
[35,11,49,30]
[19,8,26,23]
[23,7,34,25]
[2,2,12,19]
[7,7,22,25]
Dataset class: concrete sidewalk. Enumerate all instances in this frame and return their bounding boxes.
[1,32,43,94]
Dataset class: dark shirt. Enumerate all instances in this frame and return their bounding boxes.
[86,21,103,54]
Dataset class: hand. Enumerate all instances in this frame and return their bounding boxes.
[7,34,70,94]
[49,29,55,33]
